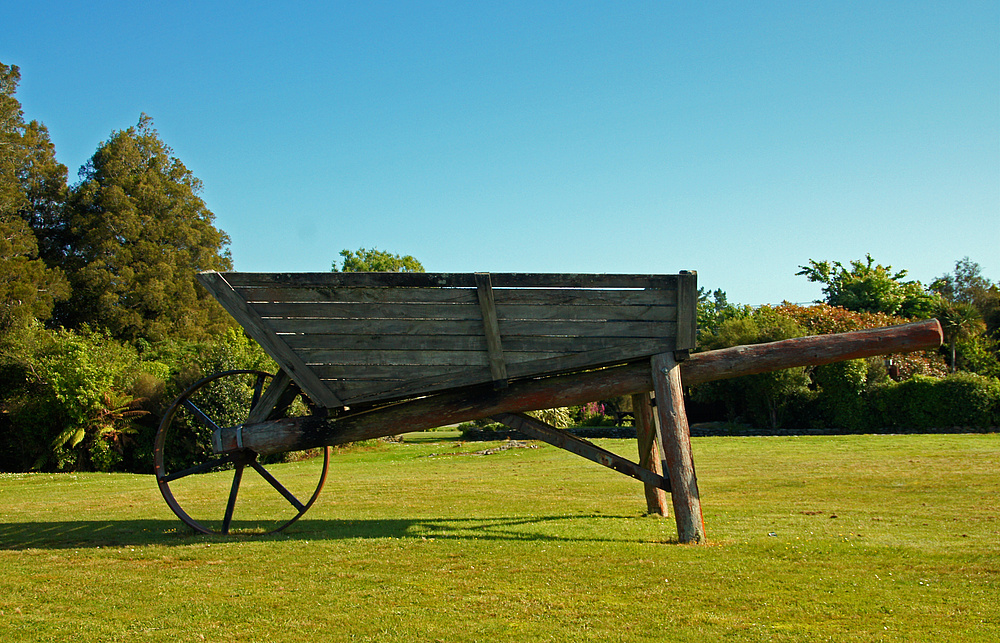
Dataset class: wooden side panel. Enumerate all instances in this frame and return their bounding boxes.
[203,271,697,407]
[196,273,343,408]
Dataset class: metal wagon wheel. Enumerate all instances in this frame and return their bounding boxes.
[154,370,329,535]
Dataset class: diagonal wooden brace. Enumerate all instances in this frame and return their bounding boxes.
[491,412,671,492]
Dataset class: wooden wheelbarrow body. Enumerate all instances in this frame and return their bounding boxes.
[154,271,943,542]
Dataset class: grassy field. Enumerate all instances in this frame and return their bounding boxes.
[1,432,997,642]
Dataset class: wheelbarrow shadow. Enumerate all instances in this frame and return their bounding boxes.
[0,513,675,550]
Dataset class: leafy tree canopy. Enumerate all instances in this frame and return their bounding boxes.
[931,257,994,305]
[58,114,234,342]
[932,257,999,337]
[797,254,937,318]
[0,216,70,334]
[0,62,69,335]
[333,247,424,273]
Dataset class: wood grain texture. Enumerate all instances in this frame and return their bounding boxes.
[651,352,705,544]
[196,273,343,408]
[632,392,670,516]
[476,272,508,387]
[200,271,696,407]
[213,319,943,455]
[221,271,685,289]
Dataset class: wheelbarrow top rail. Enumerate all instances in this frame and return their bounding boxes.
[197,271,698,410]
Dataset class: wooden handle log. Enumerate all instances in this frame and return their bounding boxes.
[215,319,943,456]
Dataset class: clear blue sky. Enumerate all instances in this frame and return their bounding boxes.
[4,1,998,305]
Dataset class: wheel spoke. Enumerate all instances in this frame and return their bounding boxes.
[160,455,232,483]
[249,460,306,511]
[222,464,245,534]
[182,399,222,432]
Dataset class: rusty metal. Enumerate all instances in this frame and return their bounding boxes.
[153,370,329,535]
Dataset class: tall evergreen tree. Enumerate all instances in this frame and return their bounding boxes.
[0,62,69,334]
[59,114,234,342]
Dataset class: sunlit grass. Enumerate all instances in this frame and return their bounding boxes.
[1,433,997,641]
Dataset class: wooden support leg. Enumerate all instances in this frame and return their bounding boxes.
[631,392,670,517]
[650,352,706,544]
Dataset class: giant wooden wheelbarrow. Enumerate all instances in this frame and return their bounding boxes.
[153,271,943,543]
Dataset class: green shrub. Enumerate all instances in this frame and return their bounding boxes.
[692,307,810,430]
[526,407,572,428]
[0,326,166,472]
[872,373,1000,429]
[813,359,870,431]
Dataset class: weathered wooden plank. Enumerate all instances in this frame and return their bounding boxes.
[252,302,484,320]
[309,337,678,403]
[268,317,675,338]
[222,272,479,289]
[632,391,670,516]
[195,273,343,408]
[236,286,479,304]
[315,341,678,405]
[220,271,684,290]
[251,301,677,323]
[267,318,487,336]
[500,319,676,337]
[501,339,678,379]
[496,304,676,322]
[492,288,676,306]
[284,333,488,352]
[237,285,676,306]
[299,348,494,367]
[304,348,576,367]
[651,352,704,544]
[326,366,494,404]
[476,273,508,387]
[312,363,476,380]
[492,412,671,491]
[489,273,682,289]
[283,333,663,353]
[212,320,944,455]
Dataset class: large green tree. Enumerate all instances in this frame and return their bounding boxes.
[797,254,937,318]
[333,247,424,273]
[931,258,999,375]
[58,114,234,342]
[0,62,69,334]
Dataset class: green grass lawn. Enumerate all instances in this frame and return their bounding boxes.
[1,433,997,642]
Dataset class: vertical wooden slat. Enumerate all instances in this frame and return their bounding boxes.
[675,271,697,351]
[650,351,705,544]
[475,272,508,389]
[631,392,670,516]
[197,272,344,408]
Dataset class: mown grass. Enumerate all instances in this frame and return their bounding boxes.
[0,433,997,642]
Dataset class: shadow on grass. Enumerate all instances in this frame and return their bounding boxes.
[0,514,675,550]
